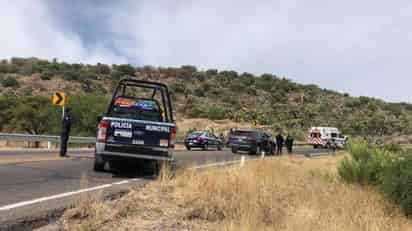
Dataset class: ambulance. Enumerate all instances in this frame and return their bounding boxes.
[308,127,347,149]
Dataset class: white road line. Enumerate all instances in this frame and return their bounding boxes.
[0,179,140,211]
[188,155,277,170]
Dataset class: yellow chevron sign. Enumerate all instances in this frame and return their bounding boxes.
[52,92,65,106]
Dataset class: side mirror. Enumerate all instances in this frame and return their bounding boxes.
[97,115,103,123]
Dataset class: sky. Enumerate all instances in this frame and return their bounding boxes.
[0,0,411,102]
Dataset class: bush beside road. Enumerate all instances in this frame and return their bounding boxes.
[338,141,412,217]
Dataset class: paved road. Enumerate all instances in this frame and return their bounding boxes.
[0,147,327,228]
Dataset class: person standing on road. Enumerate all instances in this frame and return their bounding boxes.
[60,108,72,157]
[276,133,284,155]
[219,132,225,146]
[285,134,294,154]
[330,138,337,156]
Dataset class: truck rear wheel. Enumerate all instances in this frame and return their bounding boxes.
[94,154,105,172]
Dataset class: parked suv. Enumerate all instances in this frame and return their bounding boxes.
[184,130,223,151]
[228,129,274,155]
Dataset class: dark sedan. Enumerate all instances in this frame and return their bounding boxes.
[184,131,223,151]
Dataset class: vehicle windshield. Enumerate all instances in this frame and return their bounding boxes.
[188,131,205,138]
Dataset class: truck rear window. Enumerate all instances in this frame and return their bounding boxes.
[233,131,258,137]
[108,98,163,122]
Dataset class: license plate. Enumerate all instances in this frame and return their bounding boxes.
[114,129,132,138]
[132,139,144,145]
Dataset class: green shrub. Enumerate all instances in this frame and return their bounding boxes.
[229,82,246,93]
[239,73,255,86]
[0,64,18,73]
[114,64,135,76]
[193,88,205,97]
[206,69,218,76]
[170,82,188,94]
[62,70,80,81]
[382,143,402,153]
[95,63,111,75]
[187,106,203,118]
[67,94,108,136]
[193,71,206,82]
[40,71,53,80]
[110,70,123,80]
[218,70,238,81]
[205,106,227,120]
[338,141,392,185]
[380,156,412,216]
[0,76,19,88]
[255,79,273,91]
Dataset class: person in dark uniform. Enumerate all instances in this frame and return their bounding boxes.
[219,132,225,143]
[285,134,294,154]
[60,108,72,157]
[275,133,284,155]
[330,138,337,156]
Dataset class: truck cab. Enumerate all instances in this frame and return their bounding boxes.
[94,79,176,172]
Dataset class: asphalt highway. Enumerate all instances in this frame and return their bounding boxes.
[0,147,327,229]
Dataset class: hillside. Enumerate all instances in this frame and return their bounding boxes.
[0,57,411,140]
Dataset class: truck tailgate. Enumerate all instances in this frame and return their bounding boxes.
[103,117,175,157]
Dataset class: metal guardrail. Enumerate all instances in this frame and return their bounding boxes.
[0,133,186,144]
[0,133,96,144]
[0,132,308,146]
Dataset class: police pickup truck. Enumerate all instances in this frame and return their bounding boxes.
[94,79,176,172]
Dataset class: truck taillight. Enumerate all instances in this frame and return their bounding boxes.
[170,127,176,148]
[97,120,109,142]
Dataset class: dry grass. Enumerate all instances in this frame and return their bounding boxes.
[60,155,412,231]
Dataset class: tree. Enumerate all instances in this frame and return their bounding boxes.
[206,69,218,76]
[115,64,136,76]
[67,95,108,136]
[8,96,58,134]
[62,70,80,81]
[239,72,255,86]
[217,70,238,83]
[0,96,12,131]
[95,63,111,75]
